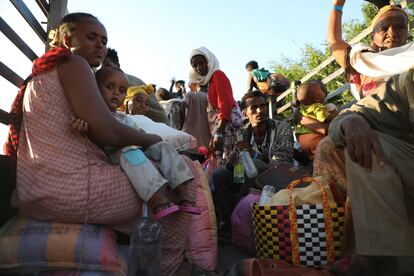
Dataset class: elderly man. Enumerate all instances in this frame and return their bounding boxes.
[212,90,294,231]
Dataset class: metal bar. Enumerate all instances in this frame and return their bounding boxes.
[45,0,68,51]
[276,88,292,103]
[268,97,273,119]
[35,0,50,17]
[321,68,345,84]
[10,0,47,43]
[277,101,292,114]
[300,57,335,84]
[326,83,350,101]
[299,27,371,84]
[0,61,24,88]
[0,17,38,62]
[339,99,357,111]
[276,27,371,105]
[0,109,10,125]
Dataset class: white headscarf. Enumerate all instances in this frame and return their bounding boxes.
[350,41,414,78]
[189,47,220,86]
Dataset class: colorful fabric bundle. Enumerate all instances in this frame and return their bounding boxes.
[251,68,270,82]
[185,160,217,271]
[252,177,345,267]
[0,216,127,275]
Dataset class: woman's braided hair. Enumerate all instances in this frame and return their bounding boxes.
[48,12,97,48]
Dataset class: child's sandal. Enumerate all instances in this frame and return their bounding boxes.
[176,200,201,215]
[152,202,179,220]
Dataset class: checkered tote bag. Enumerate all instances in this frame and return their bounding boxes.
[252,177,345,267]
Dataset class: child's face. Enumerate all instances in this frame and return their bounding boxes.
[310,84,326,104]
[98,70,129,112]
[128,93,150,115]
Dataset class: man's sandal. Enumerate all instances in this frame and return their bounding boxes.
[152,202,179,220]
[176,200,202,215]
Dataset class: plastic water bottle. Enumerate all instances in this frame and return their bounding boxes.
[233,160,245,183]
[129,204,161,276]
[240,150,258,179]
[259,185,276,206]
[234,130,246,183]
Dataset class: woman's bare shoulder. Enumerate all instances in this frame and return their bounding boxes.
[58,54,90,71]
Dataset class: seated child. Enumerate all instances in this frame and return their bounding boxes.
[245,60,289,96]
[70,67,200,220]
[295,80,338,158]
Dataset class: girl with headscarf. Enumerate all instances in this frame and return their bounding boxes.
[120,84,154,115]
[189,47,242,158]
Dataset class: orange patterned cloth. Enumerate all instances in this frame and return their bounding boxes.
[312,137,354,257]
[313,137,347,199]
[13,68,200,275]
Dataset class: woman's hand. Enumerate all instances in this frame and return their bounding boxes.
[211,119,228,152]
[342,115,385,171]
[70,115,88,132]
[144,133,163,147]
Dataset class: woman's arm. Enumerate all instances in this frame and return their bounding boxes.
[58,55,161,148]
[327,0,350,68]
[300,116,330,136]
[209,71,234,151]
[211,71,234,122]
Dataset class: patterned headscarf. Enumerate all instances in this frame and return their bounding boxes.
[370,5,409,32]
[119,84,154,112]
[189,47,220,86]
[4,47,72,159]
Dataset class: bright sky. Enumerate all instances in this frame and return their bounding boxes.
[0,0,366,152]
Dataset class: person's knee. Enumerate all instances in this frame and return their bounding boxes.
[147,141,175,155]
[253,159,268,173]
[153,141,170,149]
